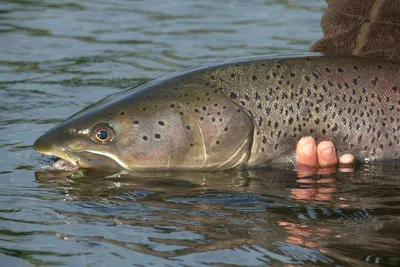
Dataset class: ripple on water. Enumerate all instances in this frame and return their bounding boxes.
[1,0,400,266]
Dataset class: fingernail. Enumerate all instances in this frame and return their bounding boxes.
[301,143,315,156]
[322,147,334,159]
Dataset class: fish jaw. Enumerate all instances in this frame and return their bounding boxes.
[34,138,122,171]
[34,135,80,169]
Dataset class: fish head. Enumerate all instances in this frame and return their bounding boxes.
[34,82,255,171]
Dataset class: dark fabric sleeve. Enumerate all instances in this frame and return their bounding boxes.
[310,0,400,60]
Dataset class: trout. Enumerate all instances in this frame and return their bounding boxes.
[34,55,400,171]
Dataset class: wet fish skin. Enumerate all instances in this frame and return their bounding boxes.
[34,68,255,170]
[195,56,400,166]
[34,55,400,170]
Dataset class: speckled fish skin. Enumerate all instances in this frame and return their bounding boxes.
[34,55,400,171]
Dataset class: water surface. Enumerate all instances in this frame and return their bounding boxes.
[1,0,399,266]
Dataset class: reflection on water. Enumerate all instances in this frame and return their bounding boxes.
[31,166,400,266]
[1,0,400,266]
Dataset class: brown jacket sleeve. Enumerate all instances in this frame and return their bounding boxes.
[310,0,400,60]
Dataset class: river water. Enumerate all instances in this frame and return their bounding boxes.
[1,0,399,266]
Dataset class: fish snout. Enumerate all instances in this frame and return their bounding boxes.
[34,135,57,156]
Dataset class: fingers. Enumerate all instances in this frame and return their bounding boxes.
[316,141,338,167]
[296,137,318,166]
[339,154,355,165]
[296,137,357,177]
[296,138,356,167]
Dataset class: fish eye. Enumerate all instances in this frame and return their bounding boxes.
[97,130,108,140]
[91,124,115,144]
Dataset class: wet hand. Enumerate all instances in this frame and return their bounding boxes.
[296,136,355,177]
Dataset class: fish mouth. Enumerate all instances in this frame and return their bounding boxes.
[34,137,81,170]
[36,147,81,170]
[34,136,122,170]
[52,157,80,171]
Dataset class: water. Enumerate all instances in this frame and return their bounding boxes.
[1,0,399,266]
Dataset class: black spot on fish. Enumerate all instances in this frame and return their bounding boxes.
[252,75,257,81]
[133,120,139,125]
[338,68,344,73]
[142,136,148,141]
[230,92,237,99]
[158,121,164,126]
[170,103,175,108]
[262,136,267,144]
[202,106,207,111]
[231,73,236,78]
[186,125,191,130]
[371,77,378,86]
[194,109,199,113]
[155,134,161,139]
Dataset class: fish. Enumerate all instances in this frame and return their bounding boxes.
[34,55,400,171]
